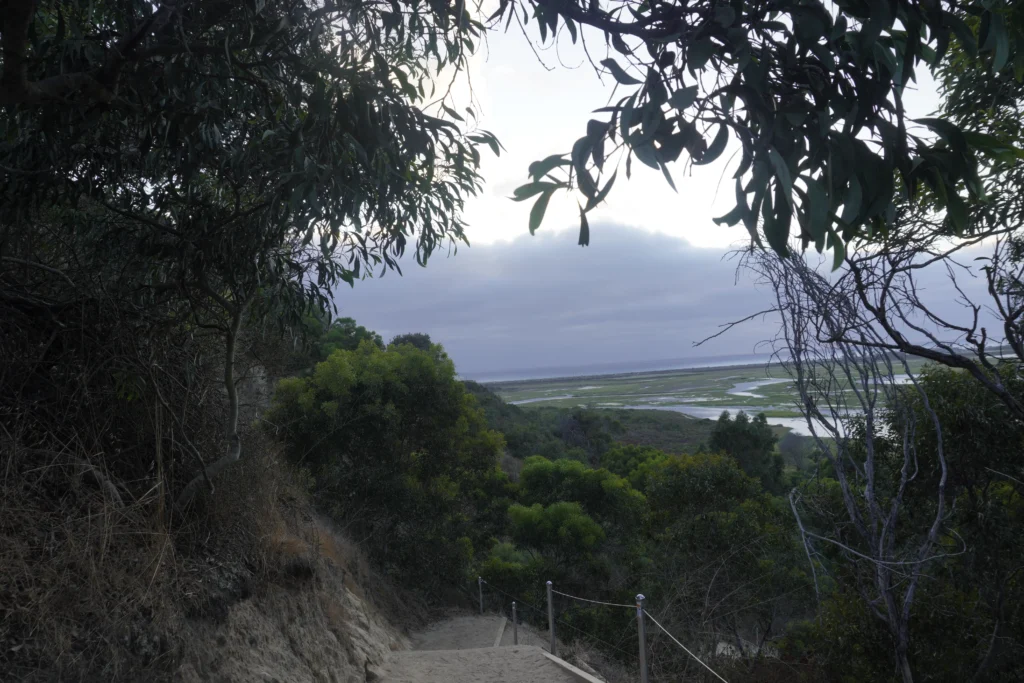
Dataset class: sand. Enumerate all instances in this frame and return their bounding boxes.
[378,646,580,683]
[410,615,508,651]
[499,618,551,649]
[377,615,586,683]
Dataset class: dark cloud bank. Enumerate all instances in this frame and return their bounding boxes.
[333,225,777,379]
[332,224,994,380]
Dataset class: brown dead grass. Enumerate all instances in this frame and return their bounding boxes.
[0,425,419,682]
[561,640,635,683]
[0,439,184,681]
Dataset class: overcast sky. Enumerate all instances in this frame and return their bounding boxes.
[335,224,778,378]
[331,18,978,379]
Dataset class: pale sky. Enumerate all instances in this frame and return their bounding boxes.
[453,21,941,250]
[333,21,953,378]
[455,23,751,249]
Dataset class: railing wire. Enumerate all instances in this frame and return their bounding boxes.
[481,579,635,658]
[551,589,635,609]
[482,578,732,683]
[642,609,730,683]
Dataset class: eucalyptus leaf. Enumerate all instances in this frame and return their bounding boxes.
[529,188,556,234]
[669,85,699,111]
[767,148,794,207]
[512,181,564,201]
[714,203,744,227]
[687,38,715,76]
[946,192,969,234]
[827,229,846,270]
[693,124,728,166]
[660,162,677,192]
[584,171,617,212]
[578,206,590,246]
[633,142,660,169]
[840,176,863,227]
[803,176,829,239]
[565,18,578,44]
[993,19,1010,73]
[600,58,643,86]
[529,154,570,180]
[441,104,464,122]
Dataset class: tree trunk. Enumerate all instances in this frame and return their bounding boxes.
[898,649,914,683]
[174,308,243,509]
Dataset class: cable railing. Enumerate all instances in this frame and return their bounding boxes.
[551,588,635,609]
[642,610,729,683]
[476,577,731,683]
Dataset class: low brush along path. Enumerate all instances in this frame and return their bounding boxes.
[376,615,602,683]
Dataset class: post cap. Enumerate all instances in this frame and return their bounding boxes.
[546,580,553,585]
[636,593,646,602]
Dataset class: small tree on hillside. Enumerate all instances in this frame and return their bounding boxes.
[267,340,509,587]
[710,411,785,493]
[320,318,385,356]
[389,332,434,352]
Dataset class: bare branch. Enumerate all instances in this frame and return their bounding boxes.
[693,307,779,347]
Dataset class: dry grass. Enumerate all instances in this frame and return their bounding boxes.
[561,640,635,683]
[0,438,184,681]
[0,424,420,682]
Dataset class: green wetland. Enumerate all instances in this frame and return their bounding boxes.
[488,359,929,434]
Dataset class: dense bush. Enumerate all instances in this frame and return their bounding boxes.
[269,341,510,591]
[710,411,786,493]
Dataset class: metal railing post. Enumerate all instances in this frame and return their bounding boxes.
[512,601,518,645]
[636,594,649,683]
[546,580,556,656]
[478,576,484,614]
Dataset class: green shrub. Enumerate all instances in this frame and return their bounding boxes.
[269,340,508,590]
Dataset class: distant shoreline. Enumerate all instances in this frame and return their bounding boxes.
[479,359,781,387]
[473,348,940,386]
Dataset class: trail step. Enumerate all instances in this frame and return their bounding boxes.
[493,617,507,647]
[378,646,583,683]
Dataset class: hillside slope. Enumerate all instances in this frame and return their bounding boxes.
[1,443,415,683]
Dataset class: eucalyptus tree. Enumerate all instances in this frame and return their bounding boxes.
[744,249,959,683]
[717,4,1024,415]
[0,0,498,505]
[504,0,1021,261]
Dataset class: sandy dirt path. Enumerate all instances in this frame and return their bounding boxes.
[499,618,551,649]
[377,645,579,683]
[409,615,507,651]
[376,615,588,683]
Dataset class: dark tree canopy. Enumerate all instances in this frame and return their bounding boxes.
[1,0,500,331]
[0,0,501,504]
[389,332,434,351]
[709,410,784,492]
[502,0,1023,263]
[322,317,385,354]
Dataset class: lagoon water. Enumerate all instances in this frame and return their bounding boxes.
[621,404,814,435]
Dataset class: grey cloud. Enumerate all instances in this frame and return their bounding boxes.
[333,225,777,378]
[331,225,999,380]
